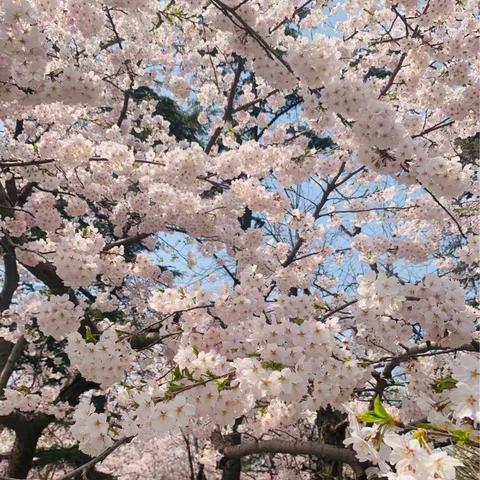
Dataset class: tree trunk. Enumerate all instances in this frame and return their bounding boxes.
[220,417,243,480]
[6,414,51,479]
[196,463,207,480]
[221,430,242,480]
[315,406,348,479]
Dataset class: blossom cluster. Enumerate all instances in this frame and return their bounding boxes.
[35,294,83,340]
[65,329,134,388]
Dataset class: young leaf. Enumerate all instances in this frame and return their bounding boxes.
[261,360,285,371]
[358,396,394,425]
[172,365,183,381]
[84,326,97,344]
[431,376,458,393]
[373,395,391,421]
[449,428,471,446]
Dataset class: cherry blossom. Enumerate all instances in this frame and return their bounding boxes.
[0,0,477,478]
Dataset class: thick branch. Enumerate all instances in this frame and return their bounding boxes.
[0,335,26,397]
[222,440,365,479]
[205,60,243,154]
[3,413,52,479]
[22,261,70,297]
[0,249,19,312]
[117,79,134,127]
[372,341,479,401]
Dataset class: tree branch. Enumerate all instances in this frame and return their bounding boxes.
[378,52,407,98]
[0,159,56,168]
[222,440,365,479]
[372,341,479,401]
[0,248,19,312]
[210,0,293,74]
[412,118,455,138]
[104,233,151,251]
[205,59,244,154]
[0,335,26,397]
[54,436,133,480]
[282,163,348,267]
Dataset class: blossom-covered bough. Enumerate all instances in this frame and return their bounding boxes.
[0,0,478,479]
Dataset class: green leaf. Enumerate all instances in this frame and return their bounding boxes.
[16,386,31,394]
[431,376,458,393]
[358,396,394,425]
[261,360,285,371]
[373,395,390,420]
[167,381,182,395]
[85,326,97,344]
[172,365,183,381]
[192,345,199,356]
[449,428,471,445]
[412,429,428,448]
[414,421,435,430]
[214,377,230,391]
[358,411,386,424]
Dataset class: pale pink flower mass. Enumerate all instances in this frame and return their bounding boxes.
[0,0,477,478]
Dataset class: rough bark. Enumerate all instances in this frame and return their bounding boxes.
[5,413,52,479]
[223,439,366,479]
[220,430,242,480]
[0,248,20,374]
[0,336,26,397]
[196,464,207,480]
[0,250,19,313]
[220,417,243,480]
[315,406,348,478]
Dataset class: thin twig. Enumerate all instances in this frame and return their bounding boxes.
[55,436,133,480]
[378,52,407,98]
